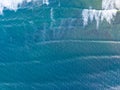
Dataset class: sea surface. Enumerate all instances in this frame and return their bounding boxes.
[0,0,120,90]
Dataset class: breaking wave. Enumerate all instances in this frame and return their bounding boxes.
[0,0,49,14]
[82,0,120,28]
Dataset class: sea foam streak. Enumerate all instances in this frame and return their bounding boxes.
[0,0,49,14]
[82,0,120,28]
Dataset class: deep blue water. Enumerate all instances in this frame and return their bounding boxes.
[0,0,120,90]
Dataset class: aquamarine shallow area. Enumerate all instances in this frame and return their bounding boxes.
[0,0,120,90]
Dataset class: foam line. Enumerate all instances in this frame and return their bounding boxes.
[37,40,120,45]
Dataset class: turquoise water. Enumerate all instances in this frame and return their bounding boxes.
[0,0,120,90]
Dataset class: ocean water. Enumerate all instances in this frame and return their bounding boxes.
[0,0,120,90]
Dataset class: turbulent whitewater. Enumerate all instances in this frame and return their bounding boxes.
[82,0,120,28]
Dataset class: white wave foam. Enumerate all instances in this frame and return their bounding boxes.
[0,0,49,14]
[102,0,120,10]
[0,0,32,14]
[43,0,49,5]
[82,9,117,28]
[82,0,120,28]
